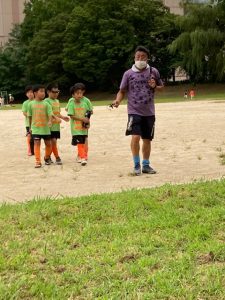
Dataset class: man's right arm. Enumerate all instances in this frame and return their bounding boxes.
[112,71,128,107]
[113,90,126,107]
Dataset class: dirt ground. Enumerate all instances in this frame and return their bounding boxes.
[0,100,225,204]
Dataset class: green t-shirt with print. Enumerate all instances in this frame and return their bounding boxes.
[66,96,93,111]
[67,97,93,136]
[27,100,53,135]
[44,98,61,132]
[22,99,33,127]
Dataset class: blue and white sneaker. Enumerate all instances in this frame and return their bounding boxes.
[133,164,141,176]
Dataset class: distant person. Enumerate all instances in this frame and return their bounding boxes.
[189,89,195,100]
[9,94,14,106]
[22,86,34,156]
[67,83,93,166]
[184,90,188,99]
[113,45,163,175]
[45,83,69,165]
[27,84,53,168]
[0,96,3,108]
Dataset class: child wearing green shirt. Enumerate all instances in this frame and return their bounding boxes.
[67,83,93,166]
[45,83,69,165]
[27,84,53,168]
[22,85,34,156]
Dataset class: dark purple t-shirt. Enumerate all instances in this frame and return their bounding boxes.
[120,65,163,116]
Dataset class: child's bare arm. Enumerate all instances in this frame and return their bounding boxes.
[69,115,89,123]
[29,116,32,131]
[52,115,61,123]
[48,116,53,127]
[59,114,69,122]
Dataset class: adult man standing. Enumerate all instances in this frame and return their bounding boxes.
[113,46,163,175]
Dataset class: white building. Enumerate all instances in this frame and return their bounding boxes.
[163,0,184,15]
[163,0,210,15]
[0,0,25,46]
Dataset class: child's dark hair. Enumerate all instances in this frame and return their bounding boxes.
[46,83,59,91]
[70,83,86,95]
[135,45,150,58]
[33,84,45,93]
[25,85,33,93]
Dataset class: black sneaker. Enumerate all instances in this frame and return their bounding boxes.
[142,165,157,174]
[56,157,62,165]
[44,157,52,165]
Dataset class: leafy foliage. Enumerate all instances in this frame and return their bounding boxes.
[0,25,27,94]
[169,1,225,81]
[0,0,179,94]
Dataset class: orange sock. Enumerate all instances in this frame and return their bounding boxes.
[77,144,85,159]
[52,144,59,158]
[34,143,41,163]
[45,144,52,158]
[84,144,88,159]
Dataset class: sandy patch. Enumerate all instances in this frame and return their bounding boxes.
[0,100,224,203]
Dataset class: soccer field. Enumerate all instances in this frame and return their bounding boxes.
[0,100,225,203]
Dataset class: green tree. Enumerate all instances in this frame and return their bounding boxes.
[0,0,178,95]
[20,0,79,42]
[25,13,71,86]
[169,1,225,81]
[63,0,178,89]
[0,25,27,94]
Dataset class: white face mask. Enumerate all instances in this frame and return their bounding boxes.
[135,60,147,70]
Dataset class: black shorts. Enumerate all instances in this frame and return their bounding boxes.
[72,135,87,146]
[32,134,51,140]
[126,114,155,140]
[51,131,60,139]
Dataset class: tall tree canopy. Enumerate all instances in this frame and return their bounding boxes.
[63,0,177,89]
[169,0,225,81]
[0,0,178,95]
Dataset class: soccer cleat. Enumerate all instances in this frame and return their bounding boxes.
[81,159,87,166]
[76,156,82,163]
[44,157,52,165]
[133,164,141,176]
[35,162,42,168]
[142,165,157,174]
[56,157,62,165]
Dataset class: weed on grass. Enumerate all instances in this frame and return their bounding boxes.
[218,152,225,165]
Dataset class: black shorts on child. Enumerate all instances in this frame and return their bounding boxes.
[32,134,51,140]
[71,135,88,146]
[50,131,60,139]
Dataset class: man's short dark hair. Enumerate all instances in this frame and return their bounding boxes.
[25,85,33,93]
[33,84,45,93]
[70,83,86,95]
[135,46,150,58]
[46,83,59,91]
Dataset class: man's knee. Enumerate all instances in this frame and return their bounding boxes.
[132,135,141,143]
[142,139,151,145]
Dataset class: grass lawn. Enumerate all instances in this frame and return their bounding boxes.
[0,83,224,111]
[0,179,225,299]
